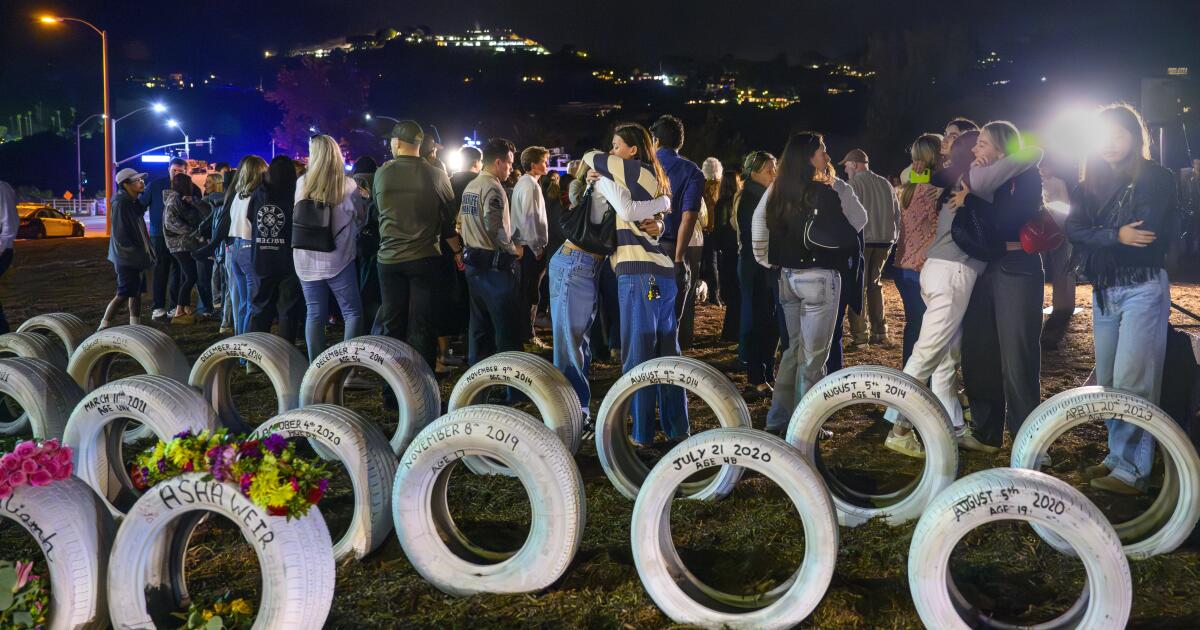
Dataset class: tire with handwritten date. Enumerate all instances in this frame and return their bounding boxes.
[448,351,582,476]
[250,405,398,561]
[631,428,837,629]
[2,477,115,630]
[392,405,585,595]
[299,335,440,457]
[595,356,752,501]
[785,365,958,527]
[909,468,1130,629]
[0,357,84,440]
[18,312,92,356]
[189,332,308,434]
[107,472,335,630]
[1011,386,1200,558]
[66,325,190,443]
[0,333,70,434]
[63,375,218,519]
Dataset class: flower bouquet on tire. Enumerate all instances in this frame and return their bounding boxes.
[132,429,331,519]
[0,559,50,629]
[0,439,74,500]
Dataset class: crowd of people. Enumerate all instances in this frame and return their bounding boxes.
[97,103,1195,497]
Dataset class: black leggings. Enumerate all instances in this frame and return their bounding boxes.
[172,251,198,310]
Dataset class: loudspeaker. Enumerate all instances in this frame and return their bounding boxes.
[1142,77,1186,125]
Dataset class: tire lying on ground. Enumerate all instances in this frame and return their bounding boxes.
[393,405,585,595]
[1,477,115,630]
[632,428,838,629]
[190,332,308,434]
[595,356,752,501]
[299,335,440,457]
[0,357,84,440]
[251,405,398,560]
[63,375,218,518]
[785,365,958,527]
[18,312,92,357]
[447,351,582,476]
[107,472,335,630]
[0,332,70,433]
[908,468,1131,630]
[66,325,191,443]
[1011,386,1200,558]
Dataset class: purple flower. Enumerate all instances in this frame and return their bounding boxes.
[238,441,262,459]
[207,445,236,481]
[240,472,254,494]
[157,459,167,473]
[173,430,193,439]
[262,434,287,456]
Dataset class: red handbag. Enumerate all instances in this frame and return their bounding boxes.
[1019,208,1066,254]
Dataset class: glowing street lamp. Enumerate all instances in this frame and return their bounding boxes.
[111,102,169,169]
[166,119,190,159]
[39,13,112,234]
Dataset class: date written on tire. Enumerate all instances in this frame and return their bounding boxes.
[402,421,521,471]
[950,486,1069,522]
[672,443,770,472]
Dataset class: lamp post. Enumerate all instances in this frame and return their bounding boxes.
[364,113,400,124]
[39,15,111,234]
[167,119,190,159]
[75,112,104,208]
[112,102,168,167]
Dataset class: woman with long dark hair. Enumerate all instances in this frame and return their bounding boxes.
[227,155,269,335]
[751,132,866,435]
[735,151,778,396]
[247,155,304,340]
[1066,104,1179,495]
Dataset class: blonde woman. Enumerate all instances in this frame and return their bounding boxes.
[892,134,943,363]
[293,134,367,361]
[228,155,269,334]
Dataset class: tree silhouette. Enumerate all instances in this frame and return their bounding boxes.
[265,57,373,158]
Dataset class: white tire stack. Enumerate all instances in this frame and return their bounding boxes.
[189,333,308,433]
[299,335,439,456]
[447,351,582,475]
[393,406,585,595]
[17,312,92,357]
[1,477,115,630]
[595,356,752,501]
[1011,386,1200,558]
[631,428,837,629]
[107,472,335,630]
[786,365,958,526]
[63,375,218,518]
[251,405,398,560]
[908,468,1131,629]
[0,331,69,369]
[0,357,84,440]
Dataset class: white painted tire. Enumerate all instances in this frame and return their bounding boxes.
[1011,386,1200,558]
[251,405,398,560]
[190,333,308,434]
[0,331,69,369]
[63,375,218,519]
[18,312,92,356]
[0,357,84,440]
[299,335,440,456]
[632,428,837,629]
[66,325,190,444]
[107,473,335,630]
[1,478,115,630]
[448,351,582,475]
[595,356,752,501]
[393,405,585,595]
[785,365,959,527]
[909,468,1131,630]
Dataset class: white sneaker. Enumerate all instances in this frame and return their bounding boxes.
[151,308,169,320]
[884,431,925,459]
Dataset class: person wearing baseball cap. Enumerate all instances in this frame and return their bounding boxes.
[420,125,446,173]
[839,147,899,352]
[100,168,155,330]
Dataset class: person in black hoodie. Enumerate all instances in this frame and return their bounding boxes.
[248,155,303,340]
[195,168,239,334]
[1065,104,1180,495]
[735,150,778,398]
[101,168,155,329]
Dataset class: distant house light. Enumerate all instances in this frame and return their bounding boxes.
[1168,67,1188,76]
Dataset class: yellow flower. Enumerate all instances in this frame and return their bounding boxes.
[249,472,296,507]
[213,601,228,614]
[230,598,252,616]
[203,610,214,621]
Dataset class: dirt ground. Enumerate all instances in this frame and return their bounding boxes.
[2,237,1200,629]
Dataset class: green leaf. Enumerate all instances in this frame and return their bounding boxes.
[206,615,225,630]
[13,610,34,627]
[187,610,204,628]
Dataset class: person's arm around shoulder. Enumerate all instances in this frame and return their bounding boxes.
[968,147,1043,202]
[832,177,868,232]
[595,177,669,221]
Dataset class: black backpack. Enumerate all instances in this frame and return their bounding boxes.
[292,198,335,252]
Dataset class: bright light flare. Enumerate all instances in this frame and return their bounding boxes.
[166,119,179,128]
[1042,107,1102,163]
[152,103,167,113]
[38,16,62,24]
[445,148,463,173]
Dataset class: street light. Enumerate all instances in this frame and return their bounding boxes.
[167,119,190,159]
[365,113,400,123]
[112,102,168,169]
[76,113,104,206]
[39,13,112,234]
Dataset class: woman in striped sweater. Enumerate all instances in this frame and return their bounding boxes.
[583,123,680,449]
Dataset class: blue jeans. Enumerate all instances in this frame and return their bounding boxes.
[300,263,364,363]
[619,273,688,445]
[1094,271,1171,490]
[464,263,522,365]
[894,268,925,365]
[231,239,257,335]
[767,268,841,431]
[222,245,237,332]
[549,247,603,410]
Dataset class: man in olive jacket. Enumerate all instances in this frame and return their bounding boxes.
[101,168,156,329]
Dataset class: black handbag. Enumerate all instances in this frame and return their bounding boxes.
[292,198,335,252]
[951,195,1005,262]
[803,204,858,255]
[559,185,616,255]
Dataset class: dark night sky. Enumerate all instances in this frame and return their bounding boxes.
[1,0,1198,116]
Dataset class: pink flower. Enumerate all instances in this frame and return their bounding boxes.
[14,561,33,589]
[54,461,72,480]
[9,470,26,486]
[55,448,73,468]
[13,441,36,458]
[0,482,11,500]
[0,453,19,471]
[21,458,38,474]
[42,438,60,452]
[28,470,53,487]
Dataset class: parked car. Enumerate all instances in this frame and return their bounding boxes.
[17,205,85,239]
